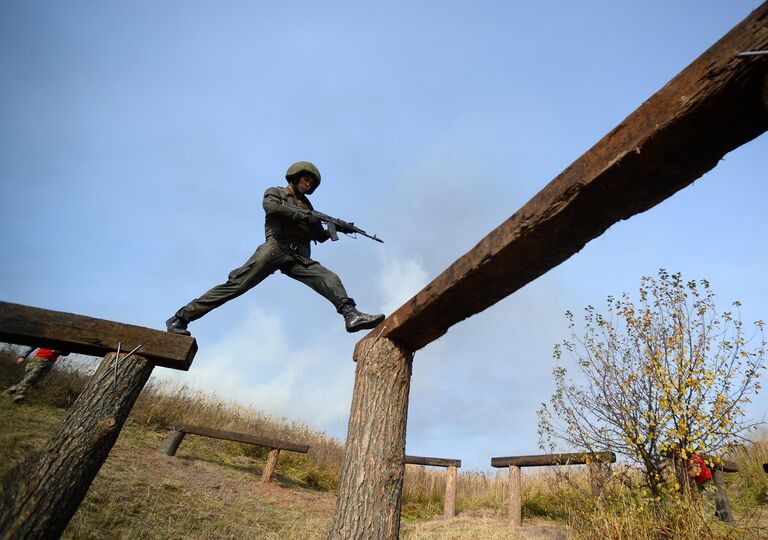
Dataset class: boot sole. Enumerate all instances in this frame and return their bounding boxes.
[346,315,385,333]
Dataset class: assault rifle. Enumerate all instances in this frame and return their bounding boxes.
[281,201,383,243]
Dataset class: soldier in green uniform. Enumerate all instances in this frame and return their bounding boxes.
[3,347,69,403]
[166,161,385,336]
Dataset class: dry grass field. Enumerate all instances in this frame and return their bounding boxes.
[2,348,768,539]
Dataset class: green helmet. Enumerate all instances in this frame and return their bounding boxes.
[285,161,321,194]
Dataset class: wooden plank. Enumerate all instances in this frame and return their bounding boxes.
[170,424,309,454]
[354,4,768,357]
[405,455,461,468]
[0,301,196,371]
[491,451,616,468]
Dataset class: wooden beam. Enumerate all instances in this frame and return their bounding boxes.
[354,3,768,357]
[405,455,461,468]
[0,301,197,370]
[491,451,616,468]
[169,424,309,454]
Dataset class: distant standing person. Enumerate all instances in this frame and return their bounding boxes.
[3,347,69,403]
[166,161,385,336]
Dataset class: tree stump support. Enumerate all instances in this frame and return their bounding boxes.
[158,429,187,456]
[443,465,458,518]
[508,465,523,528]
[328,337,414,540]
[262,449,281,483]
[588,461,611,496]
[0,352,154,539]
[712,467,735,524]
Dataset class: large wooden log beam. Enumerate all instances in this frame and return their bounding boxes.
[354,4,768,357]
[0,301,197,370]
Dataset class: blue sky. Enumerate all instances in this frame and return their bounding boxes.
[1,1,766,470]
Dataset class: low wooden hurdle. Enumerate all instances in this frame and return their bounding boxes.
[159,424,310,483]
[491,452,616,527]
[405,455,461,518]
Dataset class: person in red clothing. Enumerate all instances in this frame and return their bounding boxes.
[689,453,713,485]
[2,347,69,403]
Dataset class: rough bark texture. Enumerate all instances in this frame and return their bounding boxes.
[262,449,281,483]
[0,301,197,370]
[328,337,413,540]
[508,465,522,527]
[0,352,154,539]
[443,466,457,518]
[353,5,768,357]
[158,430,187,456]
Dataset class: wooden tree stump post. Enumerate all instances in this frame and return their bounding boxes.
[588,461,610,496]
[158,429,187,456]
[711,468,735,524]
[262,448,281,483]
[328,337,414,540]
[443,465,458,518]
[0,352,154,539]
[508,465,522,527]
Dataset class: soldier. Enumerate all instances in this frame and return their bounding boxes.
[166,161,385,336]
[3,347,69,403]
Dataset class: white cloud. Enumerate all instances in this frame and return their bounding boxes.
[156,307,354,432]
[378,256,430,314]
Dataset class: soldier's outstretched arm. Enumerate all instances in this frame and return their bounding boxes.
[262,187,306,222]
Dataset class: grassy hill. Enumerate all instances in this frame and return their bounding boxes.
[1,349,767,539]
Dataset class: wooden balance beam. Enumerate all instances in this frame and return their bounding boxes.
[159,424,310,483]
[491,452,616,527]
[331,6,768,537]
[0,302,197,539]
[405,455,462,518]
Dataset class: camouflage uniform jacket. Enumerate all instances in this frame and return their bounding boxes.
[262,186,330,262]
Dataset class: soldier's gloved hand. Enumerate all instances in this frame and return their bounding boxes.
[337,222,356,234]
[305,214,322,226]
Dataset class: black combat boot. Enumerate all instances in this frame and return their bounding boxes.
[166,315,191,336]
[339,303,385,333]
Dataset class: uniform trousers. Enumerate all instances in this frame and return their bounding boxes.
[177,238,352,322]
